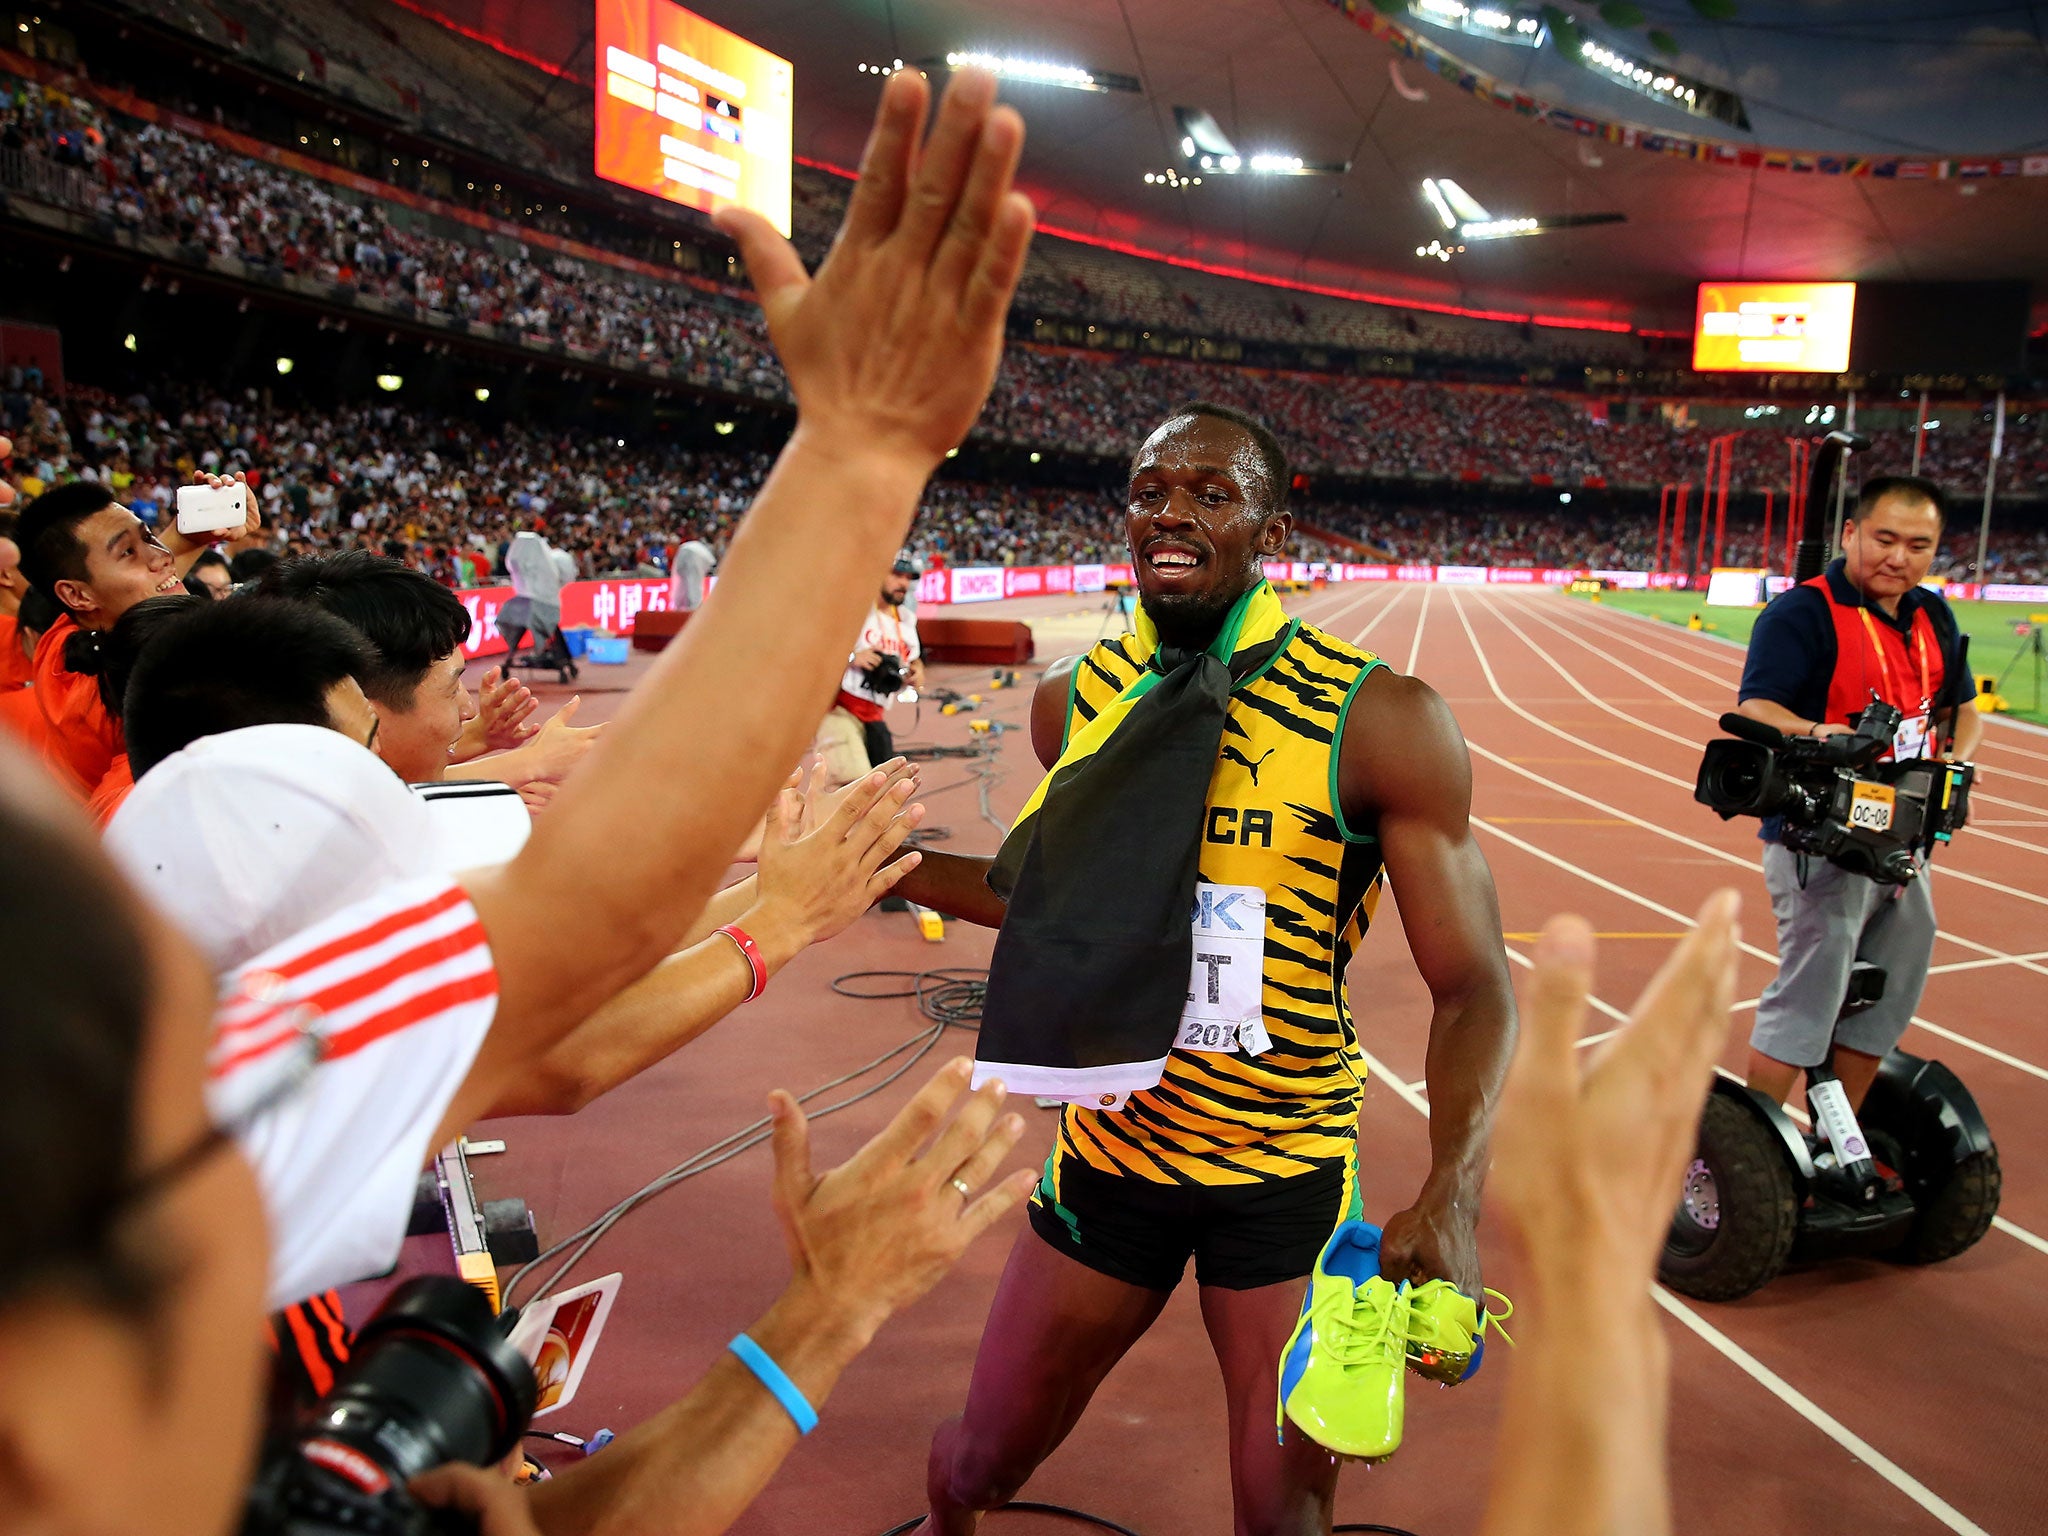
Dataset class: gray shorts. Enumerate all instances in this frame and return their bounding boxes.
[1750,842,1936,1067]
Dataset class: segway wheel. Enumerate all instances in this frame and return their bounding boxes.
[1897,1146,2001,1266]
[1659,1095,1799,1302]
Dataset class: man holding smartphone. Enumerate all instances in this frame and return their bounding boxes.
[13,476,257,794]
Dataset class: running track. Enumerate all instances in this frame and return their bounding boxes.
[475,582,2046,1535]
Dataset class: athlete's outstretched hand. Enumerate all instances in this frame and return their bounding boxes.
[767,1057,1034,1348]
[716,67,1034,472]
[1492,890,1741,1294]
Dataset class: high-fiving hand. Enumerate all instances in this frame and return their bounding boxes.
[767,1058,1033,1349]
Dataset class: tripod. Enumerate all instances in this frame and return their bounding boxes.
[1093,585,1134,641]
[1993,624,2045,715]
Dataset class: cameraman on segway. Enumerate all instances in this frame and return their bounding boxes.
[1736,475,1982,1113]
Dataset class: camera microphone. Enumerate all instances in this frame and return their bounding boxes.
[1717,712,1786,749]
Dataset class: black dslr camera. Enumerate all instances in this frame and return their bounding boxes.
[1695,700,1974,885]
[861,652,906,695]
[243,1278,537,1536]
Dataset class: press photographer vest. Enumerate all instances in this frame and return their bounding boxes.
[1806,574,1945,758]
[1048,621,1387,1186]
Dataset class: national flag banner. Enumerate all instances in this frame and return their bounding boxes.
[1738,148,1762,169]
[1764,151,1790,171]
[1957,161,1992,178]
[2025,155,2048,177]
[1897,161,1932,179]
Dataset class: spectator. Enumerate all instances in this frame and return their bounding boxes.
[186,548,233,599]
[79,591,205,823]
[121,597,379,778]
[257,550,600,793]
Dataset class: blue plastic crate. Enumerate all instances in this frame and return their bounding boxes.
[586,635,630,665]
[561,627,592,658]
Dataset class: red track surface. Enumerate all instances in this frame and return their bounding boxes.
[466,583,2047,1536]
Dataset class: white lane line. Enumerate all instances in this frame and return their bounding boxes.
[1356,1046,1993,1536]
[1525,595,2048,834]
[1552,593,2048,781]
[1522,595,2048,831]
[1450,592,2048,923]
[1353,582,1413,644]
[1927,950,2048,977]
[1472,811,2048,1086]
[1403,583,1433,676]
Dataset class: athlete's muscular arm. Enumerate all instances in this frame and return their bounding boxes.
[1339,670,1516,1294]
[889,655,1076,927]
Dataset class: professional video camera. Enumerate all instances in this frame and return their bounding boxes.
[243,1278,537,1536]
[1695,699,1973,884]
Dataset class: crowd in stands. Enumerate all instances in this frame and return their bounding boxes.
[6,66,2045,513]
[0,371,1261,578]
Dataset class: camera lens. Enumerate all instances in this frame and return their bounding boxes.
[312,1278,537,1481]
[1696,740,1782,816]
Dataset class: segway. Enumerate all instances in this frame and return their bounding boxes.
[1660,964,2002,1301]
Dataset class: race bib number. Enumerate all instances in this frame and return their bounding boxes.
[1850,781,1896,832]
[1176,882,1270,1055]
[1893,713,1930,762]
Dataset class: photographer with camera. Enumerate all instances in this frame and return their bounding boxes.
[819,553,926,787]
[1735,475,1981,1111]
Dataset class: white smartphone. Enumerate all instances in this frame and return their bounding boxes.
[174,482,249,537]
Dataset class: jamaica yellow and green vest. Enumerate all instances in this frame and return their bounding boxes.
[1048,613,1387,1187]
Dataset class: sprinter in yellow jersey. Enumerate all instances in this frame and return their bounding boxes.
[896,403,1515,1535]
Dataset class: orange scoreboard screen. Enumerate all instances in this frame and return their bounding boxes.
[595,0,792,236]
[1693,282,1857,373]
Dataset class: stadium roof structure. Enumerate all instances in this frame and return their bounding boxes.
[415,0,2048,335]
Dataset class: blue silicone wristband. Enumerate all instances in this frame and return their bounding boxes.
[728,1333,819,1435]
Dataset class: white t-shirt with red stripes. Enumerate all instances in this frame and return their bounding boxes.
[211,878,499,1311]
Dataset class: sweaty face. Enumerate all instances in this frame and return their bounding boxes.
[61,506,182,629]
[369,649,475,783]
[1842,493,1942,606]
[1126,416,1289,641]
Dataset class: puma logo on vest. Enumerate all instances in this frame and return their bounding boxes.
[1221,745,1277,785]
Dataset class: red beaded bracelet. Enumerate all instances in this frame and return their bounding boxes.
[717,923,768,1002]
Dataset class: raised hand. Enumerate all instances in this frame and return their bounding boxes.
[767,1058,1034,1347]
[473,665,541,753]
[716,67,1034,473]
[1490,891,1741,1295]
[751,763,924,956]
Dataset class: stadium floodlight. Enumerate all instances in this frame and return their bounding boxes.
[123,333,137,352]
[1409,0,1546,48]
[275,357,293,375]
[1460,216,1540,239]
[1576,38,1748,130]
[376,374,403,392]
[474,387,491,402]
[713,420,736,435]
[1175,107,1345,176]
[936,51,1139,93]
[1029,452,1042,463]
[1420,179,1458,230]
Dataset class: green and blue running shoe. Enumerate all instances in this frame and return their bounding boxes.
[1276,1220,1409,1461]
[1404,1280,1515,1386]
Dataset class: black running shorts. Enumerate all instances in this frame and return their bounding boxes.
[1028,1151,1358,1292]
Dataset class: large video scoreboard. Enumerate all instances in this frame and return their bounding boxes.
[595,0,793,236]
[1692,282,1857,373]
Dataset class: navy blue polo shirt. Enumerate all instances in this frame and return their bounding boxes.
[1737,559,1971,842]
